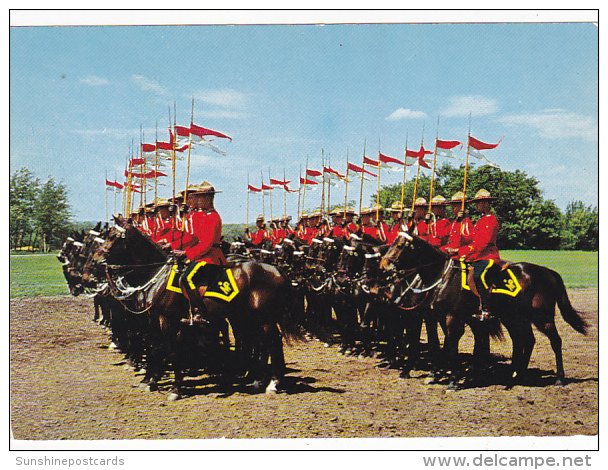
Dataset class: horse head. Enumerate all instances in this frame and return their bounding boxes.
[379,231,414,272]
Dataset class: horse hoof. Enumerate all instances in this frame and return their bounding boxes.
[167,392,181,402]
[265,379,279,394]
[447,381,459,391]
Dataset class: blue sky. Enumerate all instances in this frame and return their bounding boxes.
[10,13,598,224]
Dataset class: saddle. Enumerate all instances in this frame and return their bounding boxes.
[460,260,520,298]
[166,261,240,302]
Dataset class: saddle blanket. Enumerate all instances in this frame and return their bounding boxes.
[459,260,522,297]
[166,262,240,302]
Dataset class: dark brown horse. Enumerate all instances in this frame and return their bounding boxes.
[379,231,588,387]
[86,223,304,398]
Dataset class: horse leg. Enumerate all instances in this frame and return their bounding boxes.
[437,314,465,387]
[535,319,565,385]
[425,312,441,358]
[265,324,286,394]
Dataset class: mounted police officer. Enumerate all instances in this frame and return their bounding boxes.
[150,198,172,243]
[426,195,451,248]
[246,214,270,246]
[408,197,429,240]
[386,201,407,244]
[444,189,500,321]
[174,182,227,322]
[440,191,475,258]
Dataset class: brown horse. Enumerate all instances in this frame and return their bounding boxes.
[379,231,588,387]
[87,223,304,398]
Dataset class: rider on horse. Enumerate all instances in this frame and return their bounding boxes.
[173,182,227,323]
[386,201,407,244]
[440,191,475,258]
[246,215,270,246]
[328,210,348,238]
[371,204,389,243]
[444,189,501,321]
[426,195,451,248]
[408,197,429,240]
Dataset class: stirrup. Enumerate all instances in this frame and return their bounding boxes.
[473,310,492,322]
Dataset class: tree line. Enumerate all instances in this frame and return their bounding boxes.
[10,167,75,252]
[375,163,598,251]
[10,164,598,253]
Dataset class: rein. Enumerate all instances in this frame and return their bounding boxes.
[393,258,454,311]
[106,261,173,315]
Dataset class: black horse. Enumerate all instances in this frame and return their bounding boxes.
[379,231,588,387]
[86,223,305,398]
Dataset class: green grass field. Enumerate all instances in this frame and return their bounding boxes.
[9,250,597,298]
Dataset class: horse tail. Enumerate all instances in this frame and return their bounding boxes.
[553,271,588,335]
[274,268,307,345]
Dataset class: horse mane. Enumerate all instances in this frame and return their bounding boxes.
[411,235,449,263]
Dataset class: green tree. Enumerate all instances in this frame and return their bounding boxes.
[33,177,72,252]
[375,163,564,250]
[9,168,40,250]
[560,201,598,251]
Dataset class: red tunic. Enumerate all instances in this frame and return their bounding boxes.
[427,218,451,247]
[152,217,172,242]
[329,225,349,238]
[387,221,406,244]
[180,209,226,265]
[457,213,500,262]
[409,219,428,240]
[251,228,269,246]
[271,228,286,246]
[361,224,380,240]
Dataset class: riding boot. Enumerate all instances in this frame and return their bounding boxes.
[473,281,492,321]
[181,285,210,325]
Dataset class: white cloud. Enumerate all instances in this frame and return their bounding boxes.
[193,88,247,108]
[441,95,499,118]
[498,109,597,141]
[131,74,167,96]
[80,75,108,86]
[386,108,427,121]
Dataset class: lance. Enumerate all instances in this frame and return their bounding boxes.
[327,154,332,215]
[105,169,109,223]
[344,147,349,214]
[169,106,177,239]
[428,117,441,213]
[400,132,409,208]
[283,168,287,219]
[411,125,425,210]
[247,173,250,231]
[376,139,381,220]
[261,171,266,221]
[183,97,195,214]
[297,164,302,219]
[359,139,366,214]
[139,125,144,210]
[461,114,472,211]
[113,172,118,217]
[128,140,135,215]
[268,167,273,221]
[302,156,309,217]
[154,121,159,205]
[122,151,127,215]
[321,149,326,217]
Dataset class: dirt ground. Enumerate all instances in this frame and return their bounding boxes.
[10,290,598,443]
